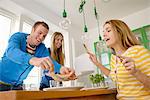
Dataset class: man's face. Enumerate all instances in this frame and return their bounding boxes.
[30,24,48,46]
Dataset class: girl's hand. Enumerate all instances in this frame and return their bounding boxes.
[59,67,77,81]
[119,56,138,75]
[47,71,77,81]
[87,52,100,66]
[60,67,74,75]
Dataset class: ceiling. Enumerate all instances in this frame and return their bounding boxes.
[11,0,150,30]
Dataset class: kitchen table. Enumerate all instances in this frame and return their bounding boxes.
[0,88,117,100]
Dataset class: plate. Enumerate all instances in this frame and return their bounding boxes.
[43,86,84,91]
[77,70,94,78]
[81,70,94,74]
[81,86,108,91]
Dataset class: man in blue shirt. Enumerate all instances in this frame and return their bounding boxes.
[0,21,76,91]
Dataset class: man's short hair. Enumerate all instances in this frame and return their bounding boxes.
[33,21,49,30]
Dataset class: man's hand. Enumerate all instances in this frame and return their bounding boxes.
[29,57,54,72]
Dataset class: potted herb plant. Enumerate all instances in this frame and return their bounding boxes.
[89,73,105,87]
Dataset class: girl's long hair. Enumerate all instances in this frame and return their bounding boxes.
[51,32,65,65]
[104,19,140,50]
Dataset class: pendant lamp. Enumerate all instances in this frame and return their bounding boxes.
[59,0,71,29]
[79,0,88,33]
[79,0,89,45]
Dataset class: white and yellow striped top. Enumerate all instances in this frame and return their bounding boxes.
[109,45,150,100]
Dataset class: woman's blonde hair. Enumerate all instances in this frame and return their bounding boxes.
[104,19,140,50]
[51,32,65,65]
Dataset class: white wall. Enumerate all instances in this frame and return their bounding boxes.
[122,7,150,30]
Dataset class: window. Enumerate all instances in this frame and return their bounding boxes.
[0,8,16,59]
[0,15,11,58]
[22,22,32,34]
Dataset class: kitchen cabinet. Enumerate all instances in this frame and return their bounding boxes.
[94,40,111,73]
[133,25,150,50]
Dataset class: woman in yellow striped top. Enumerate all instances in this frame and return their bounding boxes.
[88,19,150,99]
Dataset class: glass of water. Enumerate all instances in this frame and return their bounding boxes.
[49,80,62,87]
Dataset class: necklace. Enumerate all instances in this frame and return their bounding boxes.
[29,43,36,48]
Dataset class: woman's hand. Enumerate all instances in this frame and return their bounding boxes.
[47,67,77,81]
[119,56,137,75]
[88,52,110,76]
[60,67,77,80]
[87,52,101,66]
[119,56,150,88]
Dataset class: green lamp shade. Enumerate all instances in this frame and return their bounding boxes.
[84,25,88,32]
[99,35,102,40]
[63,9,67,18]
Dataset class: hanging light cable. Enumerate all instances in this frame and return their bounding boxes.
[79,0,89,45]
[59,0,71,29]
[93,0,101,40]
[82,7,88,32]
[63,0,67,17]
[79,0,88,33]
